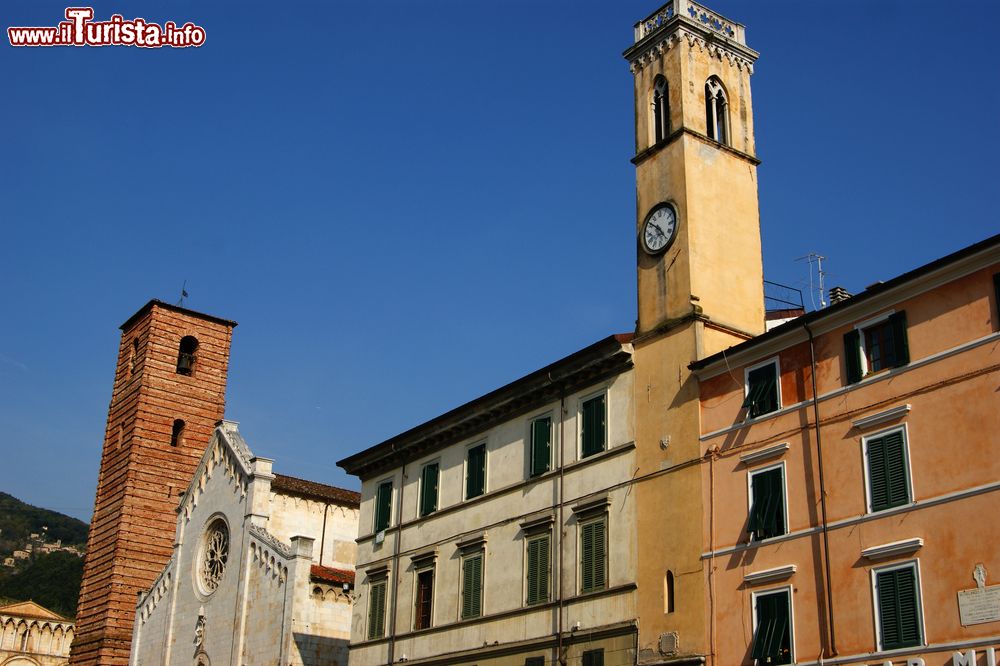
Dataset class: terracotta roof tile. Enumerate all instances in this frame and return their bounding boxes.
[310,564,355,586]
[271,473,360,507]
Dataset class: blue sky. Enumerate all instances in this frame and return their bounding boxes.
[2,0,997,522]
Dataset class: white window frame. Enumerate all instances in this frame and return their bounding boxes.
[743,356,781,419]
[854,310,895,377]
[750,585,795,665]
[463,440,488,501]
[577,387,610,460]
[869,559,926,652]
[417,459,441,517]
[745,460,789,542]
[860,423,914,514]
[372,477,394,533]
[527,411,555,478]
[412,563,435,631]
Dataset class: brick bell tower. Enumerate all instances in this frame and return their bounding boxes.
[70,300,236,666]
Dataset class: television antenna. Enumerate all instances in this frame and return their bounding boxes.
[176,280,189,307]
[796,253,826,310]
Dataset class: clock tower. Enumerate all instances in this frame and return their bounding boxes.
[623,2,765,663]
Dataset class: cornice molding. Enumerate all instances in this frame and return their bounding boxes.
[627,24,757,75]
[852,404,911,431]
[739,442,789,466]
[743,564,796,585]
[862,537,923,561]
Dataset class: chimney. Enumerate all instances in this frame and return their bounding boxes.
[829,286,852,305]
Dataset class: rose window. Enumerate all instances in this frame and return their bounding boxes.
[199,520,229,594]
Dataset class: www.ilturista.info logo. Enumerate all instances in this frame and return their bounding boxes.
[8,8,206,48]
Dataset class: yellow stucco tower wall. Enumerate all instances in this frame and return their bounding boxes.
[624,2,763,662]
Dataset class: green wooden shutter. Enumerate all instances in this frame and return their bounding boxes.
[421,464,439,516]
[368,579,386,639]
[868,435,890,512]
[744,364,778,417]
[748,467,784,540]
[752,591,790,663]
[374,481,392,533]
[869,431,908,512]
[877,567,921,649]
[581,519,606,593]
[462,553,483,619]
[888,311,909,367]
[526,534,549,605]
[466,444,486,499]
[884,431,909,508]
[844,329,863,383]
[531,417,551,477]
[582,396,606,457]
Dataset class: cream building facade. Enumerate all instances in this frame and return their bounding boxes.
[0,601,74,666]
[129,420,359,666]
[339,336,638,666]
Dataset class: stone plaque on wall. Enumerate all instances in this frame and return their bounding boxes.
[958,586,1000,626]
[958,565,1000,626]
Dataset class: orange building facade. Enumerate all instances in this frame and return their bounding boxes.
[692,237,1000,666]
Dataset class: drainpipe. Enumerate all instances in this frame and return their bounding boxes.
[557,388,567,666]
[804,323,837,656]
[386,458,406,666]
[320,503,330,567]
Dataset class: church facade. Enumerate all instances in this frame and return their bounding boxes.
[129,420,359,666]
[0,601,75,666]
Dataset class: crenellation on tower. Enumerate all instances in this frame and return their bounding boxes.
[70,300,236,666]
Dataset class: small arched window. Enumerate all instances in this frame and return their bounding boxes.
[705,77,729,145]
[665,570,675,613]
[170,419,185,447]
[176,336,198,375]
[652,76,669,144]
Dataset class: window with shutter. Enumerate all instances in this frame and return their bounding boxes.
[526,533,550,605]
[466,443,486,500]
[751,588,792,665]
[747,465,786,541]
[525,657,545,666]
[374,480,392,533]
[414,568,434,630]
[875,564,922,650]
[461,552,483,619]
[580,394,607,458]
[420,462,439,517]
[367,578,387,640]
[866,429,910,513]
[580,517,607,593]
[582,649,604,666]
[847,312,910,384]
[743,360,780,418]
[530,416,552,477]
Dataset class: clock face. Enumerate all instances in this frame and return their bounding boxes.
[641,204,677,254]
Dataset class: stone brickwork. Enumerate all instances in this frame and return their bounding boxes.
[70,300,236,666]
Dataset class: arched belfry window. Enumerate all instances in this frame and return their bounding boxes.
[705,77,729,145]
[170,419,185,447]
[176,336,198,375]
[652,75,669,144]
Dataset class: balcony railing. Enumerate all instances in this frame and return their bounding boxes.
[634,0,746,45]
